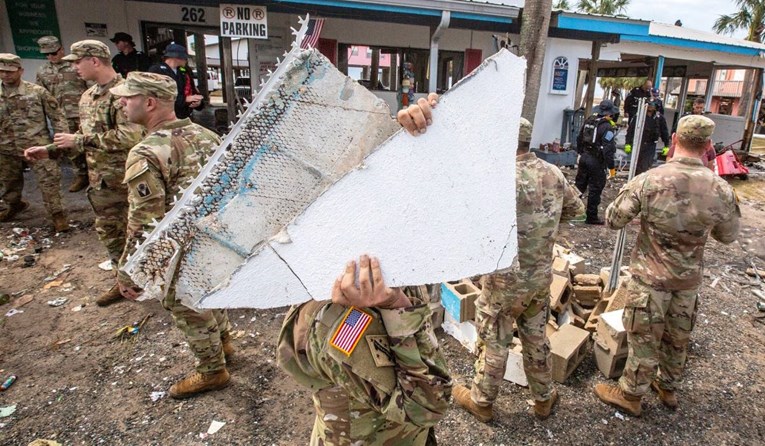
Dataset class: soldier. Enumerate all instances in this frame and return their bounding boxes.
[399,101,584,421]
[593,115,740,417]
[110,32,151,79]
[106,72,233,399]
[575,100,618,225]
[25,40,143,306]
[0,53,69,232]
[35,36,90,192]
[277,255,452,445]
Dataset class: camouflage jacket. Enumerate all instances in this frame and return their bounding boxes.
[0,80,68,156]
[118,118,220,270]
[35,61,87,120]
[484,152,584,304]
[51,75,144,189]
[606,157,740,290]
[277,286,452,446]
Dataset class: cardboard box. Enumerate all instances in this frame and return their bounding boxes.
[440,281,480,323]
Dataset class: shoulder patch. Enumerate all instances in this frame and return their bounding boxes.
[135,181,153,198]
[123,158,150,184]
[329,307,373,356]
[365,335,395,367]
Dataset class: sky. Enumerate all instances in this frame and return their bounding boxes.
[623,0,747,39]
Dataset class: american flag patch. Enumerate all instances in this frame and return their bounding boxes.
[330,307,373,356]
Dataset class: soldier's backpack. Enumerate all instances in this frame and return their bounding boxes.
[579,115,603,154]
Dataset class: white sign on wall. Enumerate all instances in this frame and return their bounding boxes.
[220,4,268,39]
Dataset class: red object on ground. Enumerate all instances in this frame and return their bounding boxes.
[716,150,749,177]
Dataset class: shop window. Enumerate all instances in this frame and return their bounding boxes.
[339,44,465,94]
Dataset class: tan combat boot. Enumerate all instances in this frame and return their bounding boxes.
[0,201,29,222]
[52,213,69,233]
[534,389,559,420]
[169,368,230,399]
[69,175,89,193]
[651,380,678,409]
[593,383,642,417]
[452,384,493,422]
[221,334,235,362]
[96,284,123,307]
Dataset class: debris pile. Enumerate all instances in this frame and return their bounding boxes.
[435,243,638,386]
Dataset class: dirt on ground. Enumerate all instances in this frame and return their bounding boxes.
[1,166,764,445]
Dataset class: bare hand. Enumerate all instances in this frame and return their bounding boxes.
[24,146,50,161]
[331,255,411,309]
[53,133,76,149]
[186,95,203,108]
[397,93,439,136]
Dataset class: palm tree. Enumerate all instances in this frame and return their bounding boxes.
[713,0,765,43]
[519,0,553,121]
[553,0,572,10]
[576,0,630,16]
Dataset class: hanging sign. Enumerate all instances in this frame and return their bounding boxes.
[220,4,268,39]
[550,56,569,94]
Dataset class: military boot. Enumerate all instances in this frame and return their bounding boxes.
[169,368,230,399]
[452,384,493,422]
[651,380,678,409]
[96,284,123,307]
[593,383,642,417]
[52,213,69,233]
[534,389,559,420]
[0,201,29,222]
[221,333,235,362]
[69,175,89,193]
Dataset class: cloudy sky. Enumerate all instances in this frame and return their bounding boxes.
[623,0,747,38]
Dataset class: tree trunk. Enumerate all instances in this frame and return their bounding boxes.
[519,0,552,121]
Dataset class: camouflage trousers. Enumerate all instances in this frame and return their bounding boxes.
[472,283,552,405]
[86,185,128,270]
[162,289,231,373]
[0,154,63,218]
[619,277,699,397]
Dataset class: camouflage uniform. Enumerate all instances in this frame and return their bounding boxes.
[48,41,143,269]
[472,147,584,406]
[0,54,68,220]
[277,286,452,446]
[112,72,230,374]
[35,36,89,179]
[605,115,740,397]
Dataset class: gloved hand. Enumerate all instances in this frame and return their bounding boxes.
[624,144,632,154]
[609,168,616,178]
[661,146,669,156]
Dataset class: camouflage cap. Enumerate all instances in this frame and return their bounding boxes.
[676,115,715,141]
[37,36,62,54]
[0,53,22,71]
[110,71,178,100]
[62,40,110,61]
[519,118,533,143]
